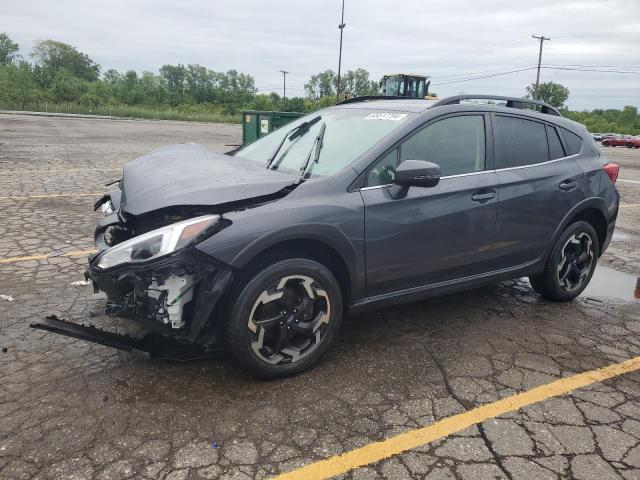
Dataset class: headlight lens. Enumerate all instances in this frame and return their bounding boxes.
[97,215,219,269]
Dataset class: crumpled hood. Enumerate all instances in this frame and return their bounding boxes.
[120,144,296,216]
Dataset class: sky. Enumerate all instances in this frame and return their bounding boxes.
[1,0,639,110]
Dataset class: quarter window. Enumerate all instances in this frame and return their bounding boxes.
[561,128,583,155]
[400,115,486,176]
[547,125,565,160]
[494,115,548,168]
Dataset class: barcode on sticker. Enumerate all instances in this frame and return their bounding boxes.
[365,112,408,121]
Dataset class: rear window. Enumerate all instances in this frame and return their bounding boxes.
[494,115,548,169]
[561,128,583,155]
[547,125,565,160]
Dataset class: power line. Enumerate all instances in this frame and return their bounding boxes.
[432,67,538,85]
[543,63,640,70]
[431,64,538,81]
[549,32,640,38]
[431,64,640,87]
[542,66,640,74]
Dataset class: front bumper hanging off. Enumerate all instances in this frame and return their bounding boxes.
[30,315,227,360]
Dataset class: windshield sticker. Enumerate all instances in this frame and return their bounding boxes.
[365,112,408,121]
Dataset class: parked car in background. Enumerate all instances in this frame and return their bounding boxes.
[602,135,640,148]
[591,133,603,141]
[32,94,620,378]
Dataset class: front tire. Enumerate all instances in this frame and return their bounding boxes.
[529,221,598,302]
[225,258,343,378]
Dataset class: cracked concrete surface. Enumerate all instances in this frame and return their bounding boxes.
[1,114,640,480]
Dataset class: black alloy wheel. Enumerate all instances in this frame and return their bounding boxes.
[225,258,342,378]
[556,232,594,293]
[529,221,599,302]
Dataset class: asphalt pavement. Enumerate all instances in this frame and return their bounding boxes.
[1,113,640,480]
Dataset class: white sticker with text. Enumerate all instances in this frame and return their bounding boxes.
[364,112,408,121]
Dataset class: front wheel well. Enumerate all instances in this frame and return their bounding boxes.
[215,239,352,317]
[567,208,607,255]
[243,239,352,305]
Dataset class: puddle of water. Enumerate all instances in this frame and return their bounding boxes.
[582,266,640,302]
[612,231,635,242]
[611,230,634,242]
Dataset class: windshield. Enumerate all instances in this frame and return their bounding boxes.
[236,108,414,178]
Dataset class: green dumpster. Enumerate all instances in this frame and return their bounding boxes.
[242,110,304,145]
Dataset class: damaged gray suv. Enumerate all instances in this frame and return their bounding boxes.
[33,95,620,378]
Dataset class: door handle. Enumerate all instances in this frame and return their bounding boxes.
[559,180,577,191]
[471,190,497,202]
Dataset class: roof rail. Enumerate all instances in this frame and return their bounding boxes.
[431,95,562,117]
[336,95,432,105]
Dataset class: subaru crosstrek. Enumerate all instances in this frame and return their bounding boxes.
[33,95,620,378]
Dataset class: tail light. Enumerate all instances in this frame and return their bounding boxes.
[604,163,619,184]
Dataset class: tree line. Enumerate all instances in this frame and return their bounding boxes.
[0,33,638,133]
[0,33,378,117]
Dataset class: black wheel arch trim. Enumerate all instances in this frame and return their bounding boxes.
[203,222,363,302]
[543,197,614,261]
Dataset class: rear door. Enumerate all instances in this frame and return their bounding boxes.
[492,114,584,268]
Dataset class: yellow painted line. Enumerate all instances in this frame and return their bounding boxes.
[620,203,640,208]
[274,355,640,480]
[0,192,103,200]
[0,249,97,264]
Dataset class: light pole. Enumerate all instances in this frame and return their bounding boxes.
[336,0,346,103]
[279,70,289,101]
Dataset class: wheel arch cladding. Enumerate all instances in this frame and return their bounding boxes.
[542,198,610,262]
[568,208,607,254]
[236,238,353,306]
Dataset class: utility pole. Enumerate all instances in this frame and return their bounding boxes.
[532,34,550,99]
[279,70,288,100]
[336,0,346,103]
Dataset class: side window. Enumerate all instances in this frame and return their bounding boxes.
[560,128,583,155]
[546,125,565,160]
[367,149,398,187]
[400,115,486,176]
[494,115,548,168]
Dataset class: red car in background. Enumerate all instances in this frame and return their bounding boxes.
[602,135,640,148]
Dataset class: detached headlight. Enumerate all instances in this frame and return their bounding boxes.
[97,215,219,269]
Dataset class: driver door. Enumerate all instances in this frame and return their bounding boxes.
[361,113,500,297]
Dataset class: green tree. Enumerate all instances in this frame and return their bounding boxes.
[525,81,569,108]
[0,61,45,108]
[0,33,20,65]
[304,70,336,99]
[32,40,100,85]
[341,68,378,97]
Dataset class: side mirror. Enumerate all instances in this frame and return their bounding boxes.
[394,160,441,188]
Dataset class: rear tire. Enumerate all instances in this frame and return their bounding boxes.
[225,258,343,379]
[627,143,634,149]
[529,221,599,302]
